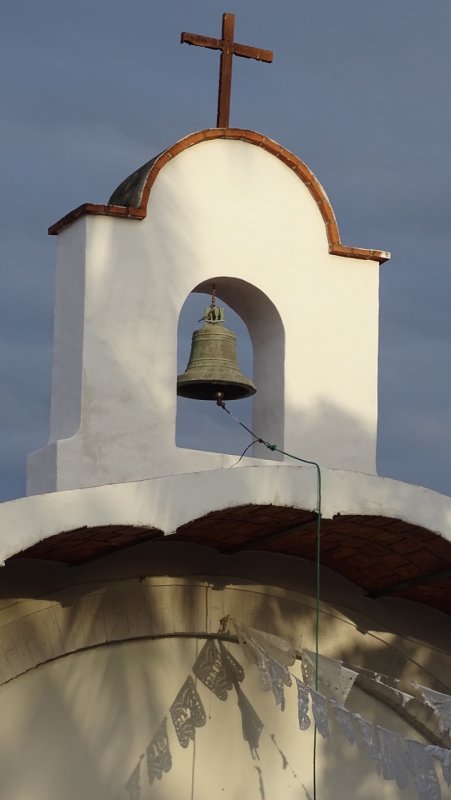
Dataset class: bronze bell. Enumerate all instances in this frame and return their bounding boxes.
[177,299,256,402]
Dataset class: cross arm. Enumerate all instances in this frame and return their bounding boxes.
[233,43,273,63]
[181,32,273,63]
[181,32,222,52]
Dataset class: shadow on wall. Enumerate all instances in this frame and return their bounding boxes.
[0,557,448,799]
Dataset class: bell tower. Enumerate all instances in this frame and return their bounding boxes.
[27,15,388,496]
[27,129,388,495]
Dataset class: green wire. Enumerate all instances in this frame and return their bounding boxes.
[219,403,322,800]
[274,448,321,800]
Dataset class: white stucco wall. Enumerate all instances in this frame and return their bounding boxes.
[0,638,441,800]
[28,138,381,494]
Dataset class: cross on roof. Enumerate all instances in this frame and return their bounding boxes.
[181,12,273,128]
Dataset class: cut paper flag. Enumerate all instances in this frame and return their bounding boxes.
[231,619,296,669]
[267,655,292,711]
[378,726,409,789]
[294,676,311,731]
[302,649,358,705]
[193,639,234,700]
[426,745,451,787]
[413,685,451,736]
[146,718,172,785]
[232,620,293,700]
[170,675,206,748]
[405,738,442,800]
[332,704,355,745]
[355,716,383,775]
[310,688,330,739]
[233,625,274,691]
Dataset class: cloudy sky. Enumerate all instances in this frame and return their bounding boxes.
[1,0,451,501]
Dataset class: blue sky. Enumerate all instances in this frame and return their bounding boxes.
[1,0,451,499]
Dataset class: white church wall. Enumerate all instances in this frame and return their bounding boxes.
[27,218,87,494]
[27,138,381,494]
[49,219,86,443]
[0,638,441,800]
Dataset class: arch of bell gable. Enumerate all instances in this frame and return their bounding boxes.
[48,129,389,266]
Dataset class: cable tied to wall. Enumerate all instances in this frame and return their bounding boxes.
[217,400,322,800]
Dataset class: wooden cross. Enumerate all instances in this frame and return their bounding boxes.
[181,12,273,128]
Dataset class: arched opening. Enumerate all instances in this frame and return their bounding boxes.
[176,278,285,460]
[176,292,253,455]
